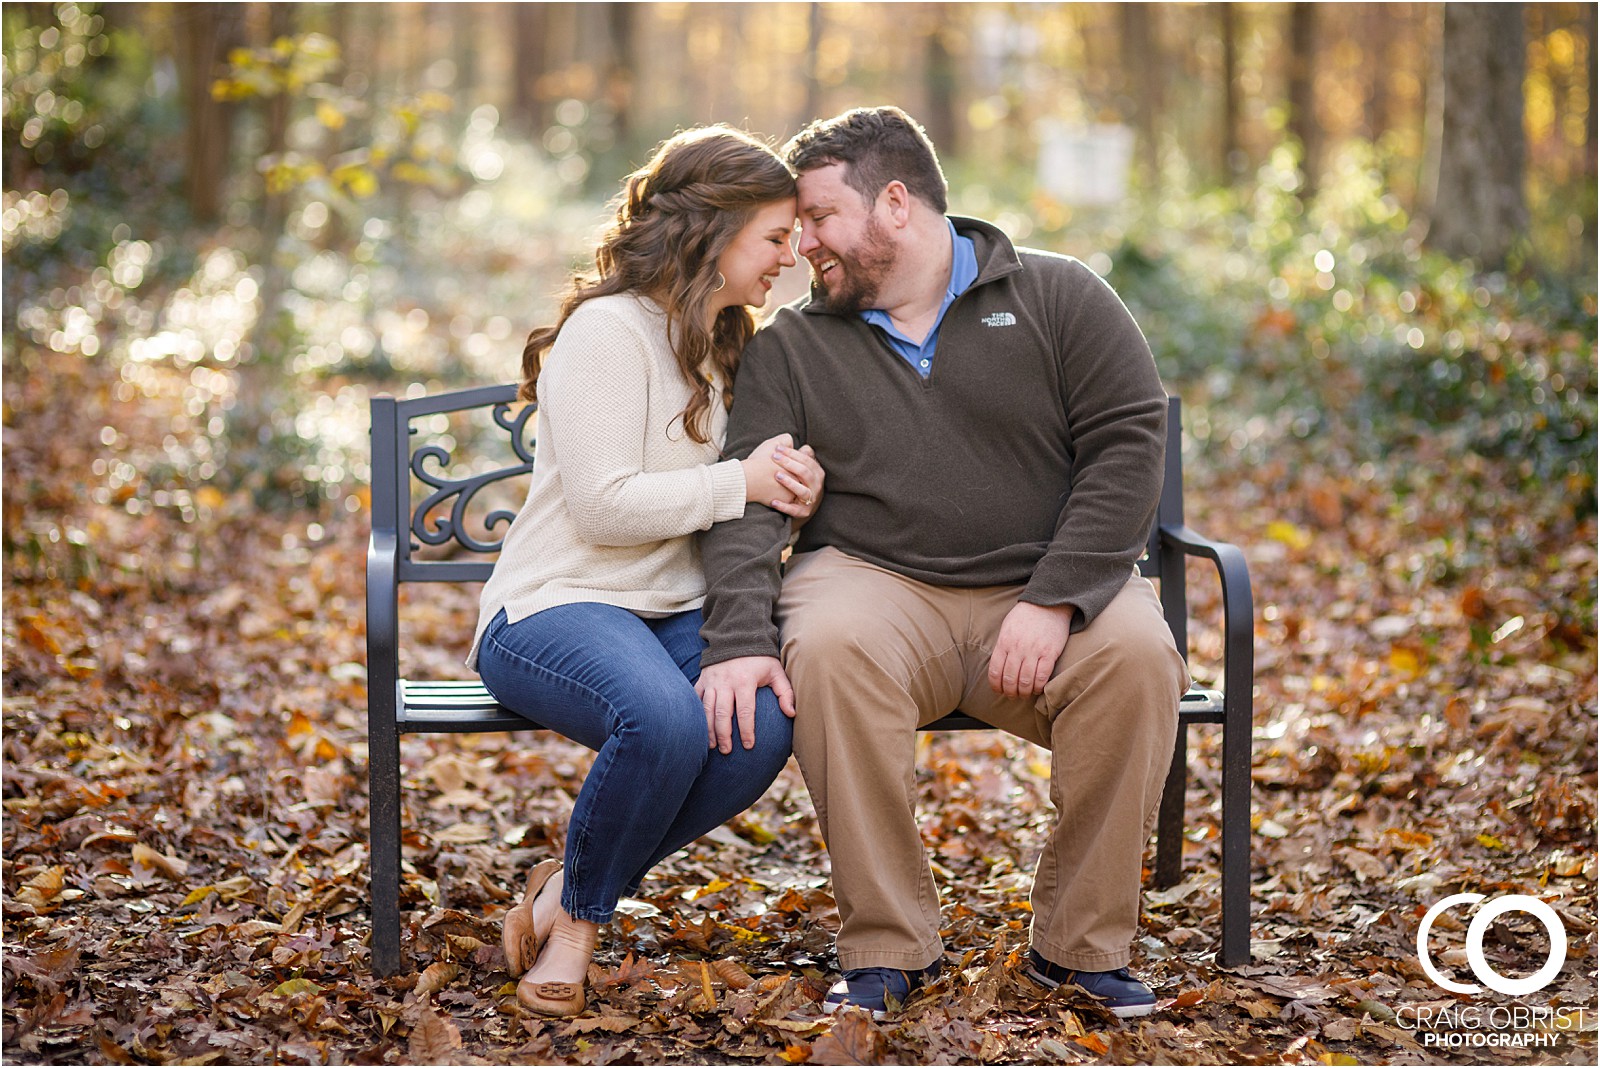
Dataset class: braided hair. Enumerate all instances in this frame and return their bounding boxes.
[521,127,795,444]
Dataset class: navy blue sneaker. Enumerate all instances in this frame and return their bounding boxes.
[822,961,942,1018]
[1026,949,1157,1018]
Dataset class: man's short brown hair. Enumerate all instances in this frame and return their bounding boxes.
[784,106,949,214]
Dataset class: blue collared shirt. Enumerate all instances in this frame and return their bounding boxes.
[860,219,978,377]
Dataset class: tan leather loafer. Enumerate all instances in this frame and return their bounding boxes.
[501,859,562,977]
[518,976,586,1017]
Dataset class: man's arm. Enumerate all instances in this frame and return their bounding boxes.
[697,326,806,749]
[699,326,805,666]
[1020,259,1167,625]
[989,261,1165,694]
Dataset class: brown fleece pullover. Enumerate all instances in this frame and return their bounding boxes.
[699,216,1167,666]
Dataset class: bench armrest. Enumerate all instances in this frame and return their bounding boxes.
[1164,524,1248,693]
[367,530,401,730]
[1158,524,1253,729]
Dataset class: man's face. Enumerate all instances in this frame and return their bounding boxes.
[795,163,898,313]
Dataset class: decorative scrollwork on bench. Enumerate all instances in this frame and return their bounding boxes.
[409,402,537,554]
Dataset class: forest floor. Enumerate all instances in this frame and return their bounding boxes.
[4,337,1597,1066]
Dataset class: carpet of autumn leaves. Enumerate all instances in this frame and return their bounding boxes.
[6,342,1593,1068]
[4,327,1597,1064]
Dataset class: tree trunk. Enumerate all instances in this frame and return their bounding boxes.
[258,3,293,257]
[176,4,245,223]
[229,4,310,500]
[1219,2,1241,180]
[447,2,476,102]
[316,3,350,251]
[353,2,385,103]
[605,2,637,158]
[922,4,959,159]
[1585,2,1597,257]
[1425,3,1528,267]
[799,2,823,135]
[718,3,744,119]
[1119,3,1161,192]
[1286,3,1320,197]
[512,3,549,133]
[1364,3,1390,142]
[1584,3,1598,179]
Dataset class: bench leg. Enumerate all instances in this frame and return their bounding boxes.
[1218,716,1252,966]
[1153,725,1188,887]
[369,722,404,977]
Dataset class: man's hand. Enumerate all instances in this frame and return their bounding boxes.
[695,655,797,754]
[987,602,1075,698]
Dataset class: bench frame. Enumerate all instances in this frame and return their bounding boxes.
[366,387,1253,976]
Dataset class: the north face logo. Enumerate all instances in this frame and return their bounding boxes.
[982,312,1017,327]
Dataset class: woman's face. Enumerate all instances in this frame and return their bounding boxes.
[713,198,798,312]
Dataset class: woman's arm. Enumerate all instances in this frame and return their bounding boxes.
[540,308,748,547]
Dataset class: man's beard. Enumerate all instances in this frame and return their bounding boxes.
[813,216,898,314]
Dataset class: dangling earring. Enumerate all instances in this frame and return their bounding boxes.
[711,272,726,293]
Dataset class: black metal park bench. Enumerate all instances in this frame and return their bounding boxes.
[366,387,1254,976]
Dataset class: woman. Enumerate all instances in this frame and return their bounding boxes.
[467,127,821,1017]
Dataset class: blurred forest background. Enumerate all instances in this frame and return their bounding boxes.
[3,1,1596,513]
[3,3,1597,1065]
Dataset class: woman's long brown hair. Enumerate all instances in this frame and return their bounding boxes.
[521,127,795,443]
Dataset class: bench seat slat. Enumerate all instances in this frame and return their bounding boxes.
[396,679,1227,733]
[398,707,543,733]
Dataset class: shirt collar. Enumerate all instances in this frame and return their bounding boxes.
[944,218,980,299]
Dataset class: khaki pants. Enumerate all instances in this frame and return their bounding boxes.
[776,547,1188,972]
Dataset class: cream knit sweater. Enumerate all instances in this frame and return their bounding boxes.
[467,293,748,668]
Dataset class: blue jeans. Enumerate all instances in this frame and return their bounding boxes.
[477,604,792,923]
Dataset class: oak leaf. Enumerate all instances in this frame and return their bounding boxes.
[810,1009,888,1065]
[599,951,656,989]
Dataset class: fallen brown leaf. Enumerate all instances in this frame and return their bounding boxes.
[129,842,188,879]
[15,866,66,908]
[810,1009,889,1066]
[407,1005,462,1064]
[713,957,756,990]
[415,961,461,999]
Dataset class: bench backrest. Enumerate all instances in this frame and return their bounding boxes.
[369,387,1186,587]
[370,384,529,584]
[1149,393,1185,578]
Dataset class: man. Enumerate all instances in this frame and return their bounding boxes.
[696,106,1188,1018]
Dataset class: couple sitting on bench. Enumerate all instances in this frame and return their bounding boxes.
[468,106,1188,1020]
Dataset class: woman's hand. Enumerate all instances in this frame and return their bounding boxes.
[770,444,824,520]
[741,434,825,519]
[739,434,791,505]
